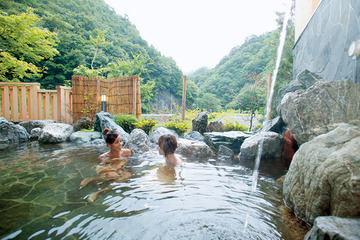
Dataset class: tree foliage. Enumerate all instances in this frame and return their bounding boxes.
[0,0,188,113]
[0,9,59,81]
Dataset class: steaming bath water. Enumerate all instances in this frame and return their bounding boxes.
[0,142,299,239]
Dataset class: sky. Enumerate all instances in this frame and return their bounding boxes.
[104,0,290,74]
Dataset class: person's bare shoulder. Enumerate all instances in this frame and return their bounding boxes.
[98,152,110,160]
[121,149,131,157]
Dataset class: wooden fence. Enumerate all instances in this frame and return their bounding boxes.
[72,76,141,122]
[0,82,72,124]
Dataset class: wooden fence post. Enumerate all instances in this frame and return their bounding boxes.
[133,77,137,116]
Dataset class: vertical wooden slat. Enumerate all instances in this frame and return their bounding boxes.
[51,93,57,120]
[29,84,39,120]
[37,92,43,120]
[11,86,19,121]
[20,86,27,121]
[57,85,64,123]
[2,86,10,120]
[44,92,50,119]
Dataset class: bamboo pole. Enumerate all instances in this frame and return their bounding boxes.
[182,76,187,121]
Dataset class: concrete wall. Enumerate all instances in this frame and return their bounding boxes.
[293,0,360,84]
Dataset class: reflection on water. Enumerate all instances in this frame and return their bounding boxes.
[0,142,304,239]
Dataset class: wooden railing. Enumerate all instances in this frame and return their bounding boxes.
[0,82,73,124]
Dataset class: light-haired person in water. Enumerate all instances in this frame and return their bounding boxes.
[158,134,182,166]
[79,128,132,202]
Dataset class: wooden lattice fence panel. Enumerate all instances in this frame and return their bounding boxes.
[71,76,141,122]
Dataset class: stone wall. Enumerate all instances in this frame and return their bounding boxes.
[293,0,360,84]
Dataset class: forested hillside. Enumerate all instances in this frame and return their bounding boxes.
[0,0,185,112]
[1,0,294,114]
[188,11,294,113]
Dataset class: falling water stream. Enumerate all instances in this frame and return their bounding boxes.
[244,0,292,232]
[265,1,292,120]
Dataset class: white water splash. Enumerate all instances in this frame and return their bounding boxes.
[265,2,292,120]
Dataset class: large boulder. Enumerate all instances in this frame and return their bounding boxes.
[192,111,208,134]
[94,112,129,143]
[283,123,360,224]
[176,138,214,159]
[304,216,360,240]
[69,131,102,143]
[19,119,56,134]
[38,123,74,143]
[124,129,151,154]
[72,117,93,131]
[279,80,360,145]
[238,131,284,162]
[184,131,206,142]
[204,131,253,154]
[0,120,30,144]
[149,127,179,144]
[275,69,323,115]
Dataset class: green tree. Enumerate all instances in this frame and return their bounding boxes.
[227,72,266,130]
[199,93,221,112]
[0,9,59,82]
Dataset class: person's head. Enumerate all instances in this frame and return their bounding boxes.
[103,128,123,150]
[158,134,178,157]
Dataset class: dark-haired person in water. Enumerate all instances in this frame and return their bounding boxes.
[79,128,132,202]
[158,134,182,166]
[156,134,183,184]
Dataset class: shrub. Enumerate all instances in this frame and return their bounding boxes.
[222,121,248,131]
[164,120,189,136]
[133,118,158,134]
[114,114,139,133]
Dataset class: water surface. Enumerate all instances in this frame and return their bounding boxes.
[0,142,303,239]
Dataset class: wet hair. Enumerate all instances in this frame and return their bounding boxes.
[158,134,177,157]
[103,128,121,144]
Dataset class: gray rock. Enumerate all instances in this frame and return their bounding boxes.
[256,116,286,134]
[30,128,42,140]
[177,138,214,159]
[304,216,360,240]
[184,131,206,142]
[239,132,284,162]
[73,117,94,131]
[90,138,106,146]
[0,117,7,122]
[38,123,74,143]
[283,123,360,224]
[94,111,113,132]
[124,129,151,154]
[192,111,208,134]
[149,127,179,144]
[19,120,56,134]
[94,112,129,144]
[217,145,234,162]
[204,131,253,154]
[280,80,360,145]
[0,121,30,143]
[69,131,102,143]
[275,70,323,115]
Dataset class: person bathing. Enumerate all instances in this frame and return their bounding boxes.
[79,128,132,202]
